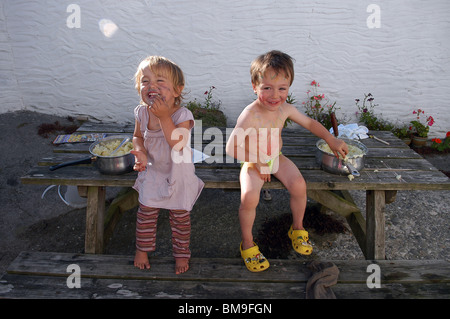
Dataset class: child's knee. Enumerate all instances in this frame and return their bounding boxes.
[240,190,260,209]
[288,176,307,195]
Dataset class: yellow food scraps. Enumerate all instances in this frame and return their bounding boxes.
[92,140,133,156]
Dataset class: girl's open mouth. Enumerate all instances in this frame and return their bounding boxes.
[146,92,159,106]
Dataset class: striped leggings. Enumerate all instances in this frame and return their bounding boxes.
[135,204,191,259]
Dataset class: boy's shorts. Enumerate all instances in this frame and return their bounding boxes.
[240,152,282,174]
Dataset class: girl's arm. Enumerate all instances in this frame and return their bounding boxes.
[151,96,191,151]
[159,116,191,152]
[131,120,148,172]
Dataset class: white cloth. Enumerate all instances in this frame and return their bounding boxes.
[329,123,369,140]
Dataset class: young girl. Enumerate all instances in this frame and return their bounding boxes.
[131,56,204,274]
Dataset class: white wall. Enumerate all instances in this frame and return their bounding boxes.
[1,0,449,136]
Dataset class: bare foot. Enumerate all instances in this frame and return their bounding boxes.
[175,257,189,274]
[134,250,150,270]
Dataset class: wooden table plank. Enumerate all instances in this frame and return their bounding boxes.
[2,273,448,299]
[2,252,449,299]
[7,252,450,284]
[21,165,450,190]
[38,153,439,174]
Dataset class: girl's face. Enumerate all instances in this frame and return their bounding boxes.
[139,65,181,107]
[252,67,290,112]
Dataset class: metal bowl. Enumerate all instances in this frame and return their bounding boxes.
[89,135,135,175]
[315,138,368,175]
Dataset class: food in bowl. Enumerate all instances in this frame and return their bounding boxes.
[318,142,365,160]
[92,139,133,157]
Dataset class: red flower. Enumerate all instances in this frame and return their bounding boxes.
[446,131,450,138]
[311,80,317,86]
[432,138,442,144]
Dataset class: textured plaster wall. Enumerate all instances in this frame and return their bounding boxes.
[1,0,449,136]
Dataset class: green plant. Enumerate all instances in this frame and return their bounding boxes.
[302,80,339,129]
[185,86,227,126]
[431,132,450,152]
[392,125,411,139]
[409,108,434,138]
[203,86,221,110]
[355,93,394,131]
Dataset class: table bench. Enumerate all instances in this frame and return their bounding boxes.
[1,251,448,299]
[20,122,450,259]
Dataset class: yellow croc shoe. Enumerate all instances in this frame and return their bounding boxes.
[288,226,313,255]
[240,242,270,272]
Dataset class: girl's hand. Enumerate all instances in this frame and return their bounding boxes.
[130,150,148,172]
[149,95,170,120]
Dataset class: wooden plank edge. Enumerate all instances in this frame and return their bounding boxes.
[2,273,448,299]
[6,252,450,284]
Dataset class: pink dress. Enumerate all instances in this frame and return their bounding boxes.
[132,105,204,211]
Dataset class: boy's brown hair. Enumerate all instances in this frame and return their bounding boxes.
[250,50,295,86]
[134,56,185,105]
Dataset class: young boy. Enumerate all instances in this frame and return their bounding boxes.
[226,50,348,272]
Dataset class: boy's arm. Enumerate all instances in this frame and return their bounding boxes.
[226,125,257,163]
[286,104,348,158]
[226,124,271,180]
[226,110,267,163]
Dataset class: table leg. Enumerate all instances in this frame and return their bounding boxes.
[366,190,386,259]
[85,186,106,254]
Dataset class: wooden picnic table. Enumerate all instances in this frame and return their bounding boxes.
[21,122,450,259]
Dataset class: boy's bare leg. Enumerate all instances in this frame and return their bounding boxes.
[273,155,307,230]
[239,163,265,250]
[134,249,151,270]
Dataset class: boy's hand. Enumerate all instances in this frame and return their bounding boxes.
[130,150,148,172]
[328,137,348,159]
[256,163,271,182]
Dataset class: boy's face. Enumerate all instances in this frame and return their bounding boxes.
[139,65,181,107]
[252,67,290,112]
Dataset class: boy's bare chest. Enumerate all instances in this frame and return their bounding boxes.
[249,110,286,130]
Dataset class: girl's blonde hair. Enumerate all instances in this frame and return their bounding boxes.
[250,50,295,86]
[134,56,185,105]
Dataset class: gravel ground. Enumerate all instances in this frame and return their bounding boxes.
[1,110,449,277]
